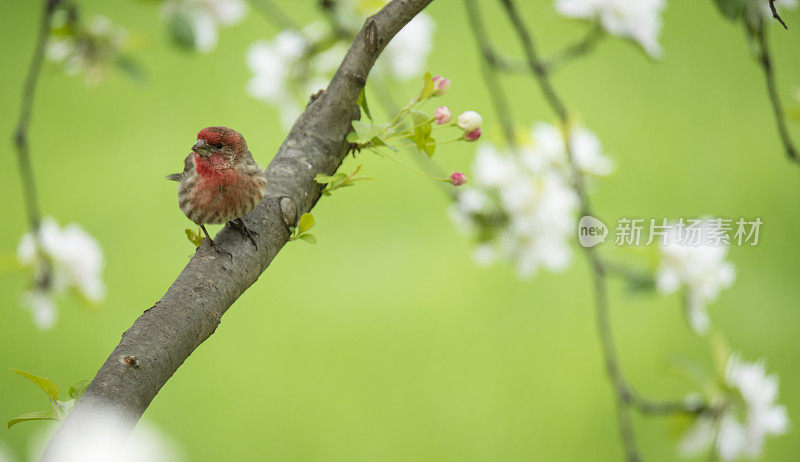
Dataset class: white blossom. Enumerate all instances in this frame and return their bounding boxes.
[244,2,434,127]
[656,220,735,335]
[17,217,105,330]
[162,0,248,53]
[679,355,788,461]
[451,122,611,278]
[759,0,797,18]
[46,15,128,85]
[525,122,615,175]
[0,440,14,462]
[379,12,435,80]
[555,0,666,58]
[246,27,348,128]
[28,413,184,462]
[246,30,309,127]
[456,111,483,132]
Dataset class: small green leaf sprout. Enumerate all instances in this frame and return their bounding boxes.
[7,369,89,428]
[289,213,317,244]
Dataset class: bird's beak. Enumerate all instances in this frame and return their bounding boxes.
[192,139,210,157]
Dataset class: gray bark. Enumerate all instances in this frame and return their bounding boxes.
[41,0,433,457]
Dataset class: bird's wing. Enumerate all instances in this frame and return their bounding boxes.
[165,154,195,181]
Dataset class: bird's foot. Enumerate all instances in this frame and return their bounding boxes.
[230,218,259,249]
[206,237,233,260]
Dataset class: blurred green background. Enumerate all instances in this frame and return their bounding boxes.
[2,1,799,460]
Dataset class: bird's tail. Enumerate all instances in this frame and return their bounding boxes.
[165,173,181,181]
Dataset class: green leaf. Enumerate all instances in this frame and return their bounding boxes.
[11,369,59,402]
[710,331,731,382]
[424,136,436,157]
[114,54,147,83]
[665,413,697,439]
[168,12,196,49]
[185,228,203,247]
[297,213,315,235]
[7,410,59,429]
[56,399,75,418]
[68,379,90,401]
[315,173,347,185]
[357,88,372,120]
[711,0,747,21]
[417,71,434,101]
[410,111,433,156]
[298,233,317,244]
[370,136,397,152]
[350,120,385,144]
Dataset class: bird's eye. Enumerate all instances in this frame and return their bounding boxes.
[214,143,223,149]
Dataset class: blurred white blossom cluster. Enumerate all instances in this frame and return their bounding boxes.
[450,122,613,277]
[161,0,248,53]
[38,418,184,462]
[47,15,129,85]
[17,218,105,330]
[656,220,736,335]
[555,0,666,58]
[246,1,434,128]
[758,0,797,18]
[680,354,788,461]
[246,27,346,127]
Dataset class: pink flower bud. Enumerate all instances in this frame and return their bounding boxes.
[432,75,450,96]
[450,172,467,186]
[434,106,451,125]
[463,127,481,142]
[456,111,482,132]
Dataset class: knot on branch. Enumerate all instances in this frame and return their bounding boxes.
[279,196,297,228]
[13,128,26,150]
[307,89,324,107]
[364,18,379,53]
[344,71,367,86]
[120,355,140,368]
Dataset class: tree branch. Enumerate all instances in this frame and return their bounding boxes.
[248,0,300,31]
[498,0,568,121]
[13,0,61,289]
[753,24,798,164]
[768,0,788,29]
[544,22,603,71]
[41,0,432,457]
[495,1,708,460]
[464,0,517,148]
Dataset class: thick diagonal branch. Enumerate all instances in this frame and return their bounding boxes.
[41,0,431,457]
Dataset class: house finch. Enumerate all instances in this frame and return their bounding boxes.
[167,126,267,251]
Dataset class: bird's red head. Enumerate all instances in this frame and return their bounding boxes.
[196,126,246,150]
[192,126,247,160]
[191,127,248,180]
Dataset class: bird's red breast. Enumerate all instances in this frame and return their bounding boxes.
[193,153,239,187]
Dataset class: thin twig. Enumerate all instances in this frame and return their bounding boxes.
[584,252,642,462]
[753,24,798,164]
[248,0,300,30]
[498,0,568,121]
[464,0,517,147]
[544,22,604,71]
[13,0,60,286]
[769,0,788,29]
[495,1,671,460]
[498,2,637,457]
[318,0,355,41]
